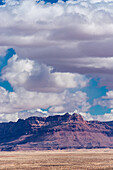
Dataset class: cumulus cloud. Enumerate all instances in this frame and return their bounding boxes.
[0,0,113,75]
[0,108,48,122]
[94,91,113,109]
[79,111,113,122]
[0,87,65,113]
[1,54,88,92]
[0,51,90,118]
[49,90,91,113]
[1,0,113,121]
[0,54,111,123]
[0,86,90,119]
[96,110,113,121]
[79,112,94,121]
[0,50,90,118]
[0,108,50,123]
[0,112,19,123]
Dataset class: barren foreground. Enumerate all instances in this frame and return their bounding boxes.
[0,149,113,169]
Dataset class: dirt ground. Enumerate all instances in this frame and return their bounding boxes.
[0,149,113,169]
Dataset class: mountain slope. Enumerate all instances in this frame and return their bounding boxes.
[1,113,113,151]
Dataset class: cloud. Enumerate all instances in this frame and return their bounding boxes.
[49,90,91,113]
[0,107,48,123]
[96,110,113,121]
[0,86,90,118]
[0,50,90,116]
[79,111,113,122]
[79,112,94,121]
[1,54,88,92]
[0,0,113,121]
[0,112,19,123]
[0,52,90,117]
[93,91,113,109]
[0,0,113,76]
[102,91,113,99]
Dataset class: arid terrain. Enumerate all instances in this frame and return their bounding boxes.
[0,149,113,170]
[2,113,113,151]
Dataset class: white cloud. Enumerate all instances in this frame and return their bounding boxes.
[17,108,49,120]
[0,86,63,113]
[2,109,113,123]
[1,54,89,92]
[79,112,94,121]
[0,112,19,123]
[0,0,113,76]
[102,91,113,99]
[96,110,113,121]
[0,0,113,121]
[5,0,19,6]
[93,91,113,109]
[0,86,90,120]
[80,110,113,122]
[49,90,91,113]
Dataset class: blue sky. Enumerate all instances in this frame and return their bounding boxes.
[0,0,113,122]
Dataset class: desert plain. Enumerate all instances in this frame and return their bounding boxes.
[0,149,113,170]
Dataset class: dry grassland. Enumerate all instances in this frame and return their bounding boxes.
[0,149,113,169]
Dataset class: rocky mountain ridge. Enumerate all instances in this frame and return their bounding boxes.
[0,113,113,151]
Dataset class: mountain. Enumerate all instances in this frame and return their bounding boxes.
[0,113,113,151]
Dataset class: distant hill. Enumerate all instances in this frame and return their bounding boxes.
[0,113,113,151]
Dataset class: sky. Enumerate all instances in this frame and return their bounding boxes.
[0,0,113,122]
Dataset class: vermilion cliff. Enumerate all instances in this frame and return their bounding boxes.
[1,113,113,151]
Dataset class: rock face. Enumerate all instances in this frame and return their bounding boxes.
[1,113,113,151]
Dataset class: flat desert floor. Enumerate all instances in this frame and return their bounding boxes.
[0,149,113,169]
